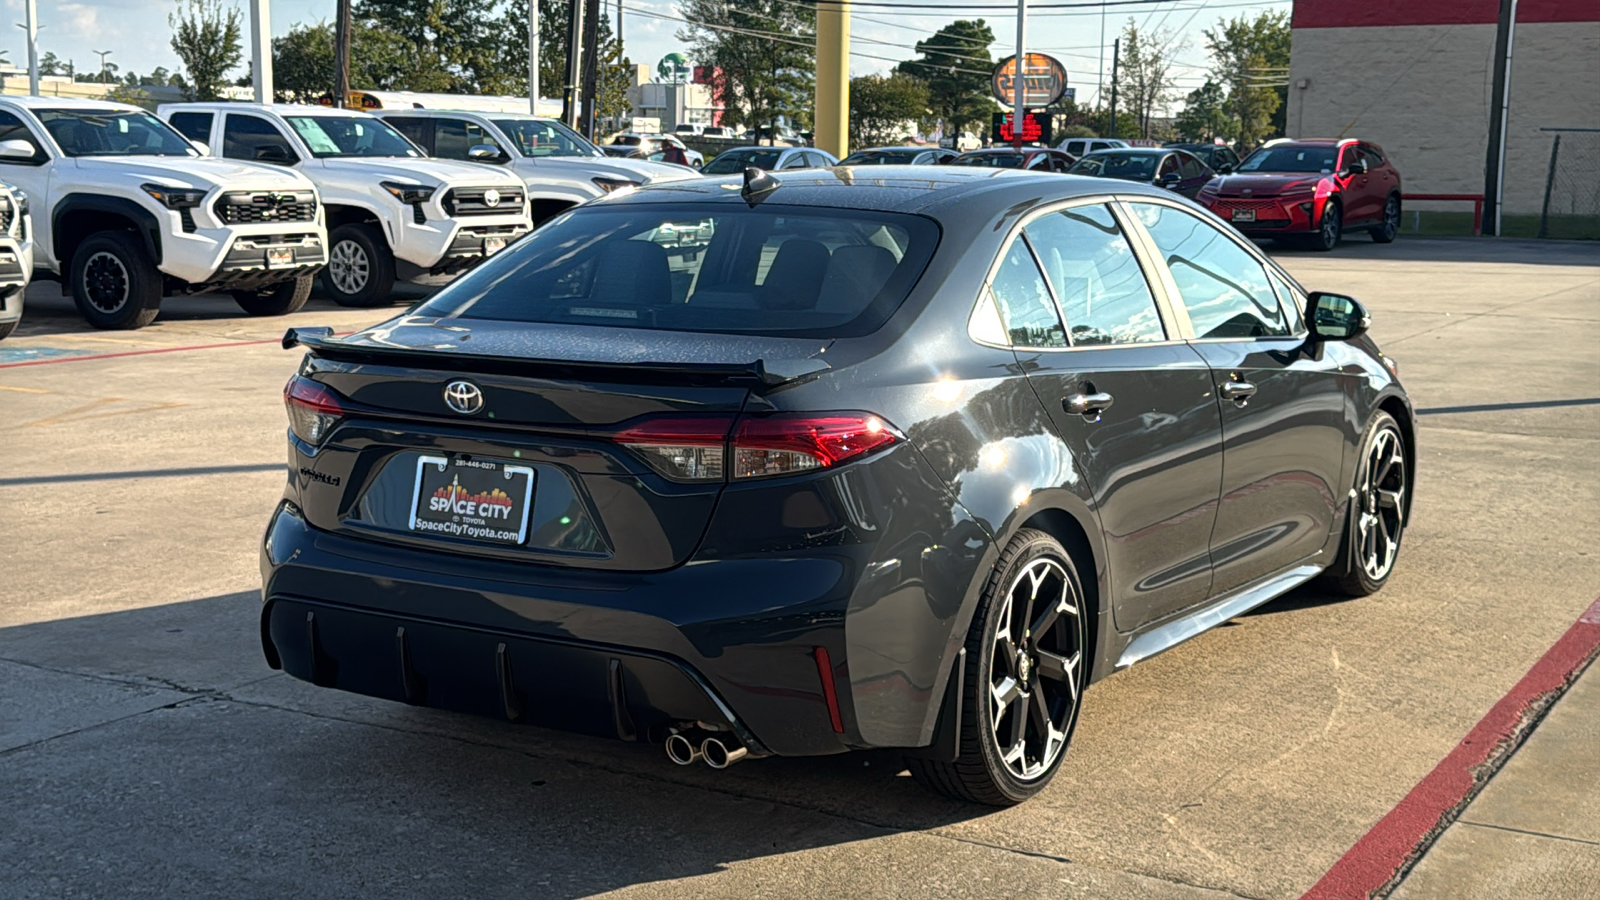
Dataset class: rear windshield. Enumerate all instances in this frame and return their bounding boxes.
[704,149,781,174]
[1069,153,1157,180]
[954,153,1022,168]
[414,203,940,338]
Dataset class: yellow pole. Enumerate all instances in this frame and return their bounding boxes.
[814,0,850,158]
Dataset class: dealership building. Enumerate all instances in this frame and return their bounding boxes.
[1286,0,1599,234]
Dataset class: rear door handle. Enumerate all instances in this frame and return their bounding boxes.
[1220,381,1257,405]
[1064,392,1114,421]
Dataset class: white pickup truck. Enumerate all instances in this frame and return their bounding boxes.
[0,96,326,329]
[370,110,699,225]
[160,103,533,307]
[0,180,33,340]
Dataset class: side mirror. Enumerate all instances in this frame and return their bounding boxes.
[1215,162,1233,174]
[1346,158,1369,176]
[0,138,36,160]
[190,140,212,156]
[1159,172,1182,189]
[1308,291,1371,341]
[254,144,292,164]
[467,143,502,161]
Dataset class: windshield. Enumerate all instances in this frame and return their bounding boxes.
[1238,145,1338,173]
[954,153,1023,168]
[1068,154,1157,180]
[841,150,920,165]
[703,149,781,174]
[38,109,197,158]
[285,115,421,158]
[492,118,600,158]
[414,203,940,339]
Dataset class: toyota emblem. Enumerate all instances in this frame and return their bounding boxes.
[483,188,501,208]
[443,380,484,415]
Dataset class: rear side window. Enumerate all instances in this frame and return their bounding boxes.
[167,111,212,144]
[414,204,940,339]
[985,237,1066,348]
[1024,204,1165,346]
[222,114,297,163]
[435,118,501,160]
[384,117,433,152]
[1129,202,1289,339]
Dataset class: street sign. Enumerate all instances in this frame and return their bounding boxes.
[991,54,1069,108]
[992,111,1054,146]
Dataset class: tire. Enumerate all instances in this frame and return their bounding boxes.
[0,320,16,341]
[233,274,313,316]
[69,231,163,330]
[1369,194,1400,243]
[321,224,396,308]
[907,529,1088,805]
[1309,199,1342,251]
[1324,411,1408,597]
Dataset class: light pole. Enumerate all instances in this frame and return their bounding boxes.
[1012,0,1027,150]
[527,0,540,115]
[249,0,273,103]
[94,50,112,85]
[19,0,39,95]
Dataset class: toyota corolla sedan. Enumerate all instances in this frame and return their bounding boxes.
[265,167,1413,805]
[1196,138,1403,250]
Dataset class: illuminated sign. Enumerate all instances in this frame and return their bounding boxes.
[991,54,1069,108]
[993,111,1053,145]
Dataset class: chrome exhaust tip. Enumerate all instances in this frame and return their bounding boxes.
[701,736,749,769]
[665,732,701,766]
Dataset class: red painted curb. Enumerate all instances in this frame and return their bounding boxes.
[0,331,355,369]
[1302,595,1600,900]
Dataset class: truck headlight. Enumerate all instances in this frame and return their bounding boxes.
[381,182,437,205]
[141,183,207,209]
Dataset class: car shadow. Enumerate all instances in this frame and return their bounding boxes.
[1239,579,1356,618]
[0,592,992,897]
[1262,234,1598,267]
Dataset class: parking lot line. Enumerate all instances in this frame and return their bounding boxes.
[1301,595,1600,900]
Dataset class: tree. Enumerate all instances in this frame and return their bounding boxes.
[271,20,414,100]
[1175,79,1235,141]
[1204,10,1290,148]
[1117,19,1183,140]
[896,19,997,136]
[493,0,631,120]
[849,73,929,149]
[38,52,64,76]
[679,0,815,138]
[169,0,244,101]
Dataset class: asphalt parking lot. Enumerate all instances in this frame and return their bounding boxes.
[2,237,1597,899]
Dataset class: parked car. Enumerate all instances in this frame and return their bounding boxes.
[267,167,1412,806]
[942,131,982,152]
[673,123,705,137]
[1164,141,1242,173]
[702,146,837,174]
[608,133,704,168]
[953,147,1075,172]
[1057,137,1129,157]
[1066,148,1214,199]
[0,97,326,329]
[839,146,958,166]
[701,126,736,139]
[1196,138,1402,250]
[0,181,33,340]
[373,110,699,225]
[161,103,533,306]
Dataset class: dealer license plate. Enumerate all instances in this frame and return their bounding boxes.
[1231,209,1256,223]
[483,236,507,255]
[267,247,295,268]
[408,455,535,546]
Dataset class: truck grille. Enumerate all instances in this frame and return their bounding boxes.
[214,190,318,225]
[0,194,12,235]
[443,186,525,216]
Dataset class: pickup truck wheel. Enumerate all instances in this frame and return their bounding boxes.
[323,224,396,307]
[70,232,162,330]
[0,321,16,341]
[233,274,313,316]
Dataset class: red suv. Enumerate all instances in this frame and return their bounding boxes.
[1196,138,1401,250]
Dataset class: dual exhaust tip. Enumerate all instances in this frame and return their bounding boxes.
[665,730,748,769]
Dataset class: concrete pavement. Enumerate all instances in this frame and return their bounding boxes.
[1,237,1597,898]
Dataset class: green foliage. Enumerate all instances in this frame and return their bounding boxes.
[493,0,631,119]
[1118,19,1183,140]
[271,20,414,100]
[849,73,929,149]
[38,52,64,77]
[168,0,244,101]
[678,0,815,135]
[1058,123,1097,140]
[1175,79,1236,141]
[1203,10,1290,147]
[896,19,997,135]
[1082,105,1140,140]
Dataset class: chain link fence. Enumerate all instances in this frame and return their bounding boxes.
[1537,128,1600,240]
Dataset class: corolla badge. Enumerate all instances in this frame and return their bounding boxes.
[443,380,484,415]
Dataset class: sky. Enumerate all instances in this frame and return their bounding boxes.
[3,0,1288,110]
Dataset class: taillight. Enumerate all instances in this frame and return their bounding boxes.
[284,376,344,445]
[612,412,900,482]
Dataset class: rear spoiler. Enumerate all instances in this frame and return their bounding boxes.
[282,327,830,387]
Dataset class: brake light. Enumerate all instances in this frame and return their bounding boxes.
[284,376,344,445]
[612,412,900,481]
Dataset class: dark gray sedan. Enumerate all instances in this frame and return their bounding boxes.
[267,166,1412,806]
[1068,147,1215,198]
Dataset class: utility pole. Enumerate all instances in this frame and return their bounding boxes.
[20,0,39,95]
[249,0,273,103]
[1012,0,1027,150]
[814,0,850,158]
[334,0,351,107]
[1108,37,1120,140]
[562,0,585,129]
[528,0,540,115]
[94,50,112,84]
[579,0,600,138]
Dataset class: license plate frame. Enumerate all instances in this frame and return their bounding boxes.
[1231,208,1257,223]
[483,236,507,255]
[266,247,295,268]
[408,455,536,546]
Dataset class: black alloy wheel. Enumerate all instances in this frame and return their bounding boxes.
[908,529,1087,805]
[1327,411,1408,596]
[233,274,313,316]
[1370,195,1400,243]
[1311,200,1343,251]
[69,231,163,330]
